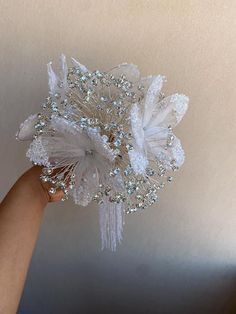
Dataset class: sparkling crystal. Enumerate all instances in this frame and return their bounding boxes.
[100,96,108,102]
[39,120,46,127]
[106,108,112,114]
[61,195,69,202]
[46,168,53,175]
[101,135,109,143]
[126,144,133,151]
[80,75,87,82]
[105,186,111,195]
[124,165,133,176]
[167,176,173,182]
[113,148,120,155]
[34,123,41,129]
[40,175,48,183]
[113,168,120,175]
[91,78,98,86]
[136,194,143,200]
[160,182,165,188]
[127,207,137,214]
[109,167,120,176]
[94,70,103,78]
[114,138,121,147]
[49,187,56,194]
[137,202,144,208]
[146,168,155,176]
[117,130,124,138]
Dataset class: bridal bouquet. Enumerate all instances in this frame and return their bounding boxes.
[17,55,188,250]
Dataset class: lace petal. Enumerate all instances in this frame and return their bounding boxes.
[16,114,37,141]
[130,103,145,149]
[128,148,148,174]
[107,63,140,82]
[151,135,185,169]
[73,159,99,206]
[59,54,68,97]
[143,75,165,128]
[26,137,50,167]
[71,57,88,73]
[47,62,58,95]
[149,94,189,129]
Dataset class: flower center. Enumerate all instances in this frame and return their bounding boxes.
[85,149,94,156]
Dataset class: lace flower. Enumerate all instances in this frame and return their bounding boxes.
[129,75,189,174]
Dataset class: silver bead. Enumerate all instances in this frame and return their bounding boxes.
[167,176,173,182]
[49,187,56,194]
[61,195,68,202]
[46,168,53,175]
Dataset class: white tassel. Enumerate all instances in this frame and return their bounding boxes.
[99,201,124,251]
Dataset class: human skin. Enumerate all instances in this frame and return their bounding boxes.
[0,166,63,314]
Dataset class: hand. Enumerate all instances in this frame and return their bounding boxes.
[19,166,65,204]
[0,165,65,314]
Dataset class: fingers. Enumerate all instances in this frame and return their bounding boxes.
[40,181,65,203]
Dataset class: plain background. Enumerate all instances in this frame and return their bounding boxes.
[1,1,236,313]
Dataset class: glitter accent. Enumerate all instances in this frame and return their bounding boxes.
[26,137,50,167]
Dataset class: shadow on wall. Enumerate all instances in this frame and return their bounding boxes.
[223,288,236,314]
[18,252,236,314]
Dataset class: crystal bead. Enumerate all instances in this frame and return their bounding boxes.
[167,176,173,182]
[109,168,120,176]
[146,168,155,176]
[124,165,133,176]
[46,168,53,175]
[114,138,121,147]
[101,135,109,143]
[126,144,133,151]
[49,187,56,194]
[61,195,68,202]
[40,175,48,183]
[100,96,108,102]
[105,187,111,195]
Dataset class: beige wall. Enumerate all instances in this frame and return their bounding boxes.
[1,1,236,313]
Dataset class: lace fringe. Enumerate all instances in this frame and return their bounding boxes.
[99,201,124,251]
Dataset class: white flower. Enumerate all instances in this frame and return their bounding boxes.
[129,75,189,174]
[26,116,117,206]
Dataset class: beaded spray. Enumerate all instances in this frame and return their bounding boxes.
[17,55,188,251]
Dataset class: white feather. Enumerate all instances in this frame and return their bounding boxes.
[16,114,37,141]
[47,62,58,95]
[71,57,88,73]
[143,75,165,128]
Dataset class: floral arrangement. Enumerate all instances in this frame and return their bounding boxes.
[17,55,188,250]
